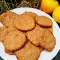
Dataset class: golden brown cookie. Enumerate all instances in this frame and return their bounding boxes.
[35,16,53,27]
[23,12,36,18]
[15,42,43,60]
[14,15,35,31]
[3,30,26,51]
[26,24,44,46]
[39,29,56,51]
[0,26,7,42]
[1,11,18,29]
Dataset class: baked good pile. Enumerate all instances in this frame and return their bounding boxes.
[0,11,56,60]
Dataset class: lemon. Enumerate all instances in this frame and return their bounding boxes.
[40,0,59,14]
[52,6,60,23]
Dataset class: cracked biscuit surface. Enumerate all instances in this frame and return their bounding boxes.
[35,16,53,27]
[3,30,26,51]
[15,42,43,60]
[14,15,35,31]
[39,29,56,51]
[1,11,18,29]
[26,24,44,46]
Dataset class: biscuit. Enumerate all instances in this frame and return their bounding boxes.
[14,15,35,31]
[3,30,26,51]
[1,11,18,29]
[39,29,56,51]
[0,26,7,42]
[23,12,36,18]
[35,16,53,27]
[26,24,44,46]
[15,42,43,60]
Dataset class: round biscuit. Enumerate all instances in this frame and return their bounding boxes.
[3,30,26,51]
[35,16,53,27]
[40,29,56,51]
[1,11,18,29]
[26,24,44,46]
[14,15,35,31]
[15,42,43,60]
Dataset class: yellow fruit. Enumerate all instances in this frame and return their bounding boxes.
[52,6,60,23]
[40,0,59,14]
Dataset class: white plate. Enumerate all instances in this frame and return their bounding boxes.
[0,8,60,60]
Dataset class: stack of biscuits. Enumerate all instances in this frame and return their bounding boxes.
[0,11,56,60]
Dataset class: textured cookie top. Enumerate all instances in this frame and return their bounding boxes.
[3,30,26,51]
[26,24,44,46]
[14,15,35,31]
[1,11,18,28]
[15,42,42,60]
[35,16,53,27]
[40,29,56,51]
